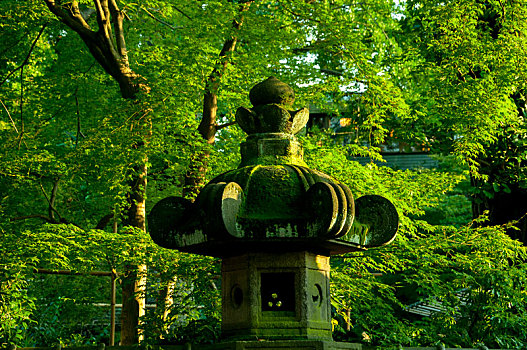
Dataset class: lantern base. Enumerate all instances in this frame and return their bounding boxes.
[197,340,362,350]
[221,252,333,341]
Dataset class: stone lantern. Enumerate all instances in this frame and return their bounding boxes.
[148,77,398,350]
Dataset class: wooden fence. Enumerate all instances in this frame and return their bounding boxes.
[35,269,117,346]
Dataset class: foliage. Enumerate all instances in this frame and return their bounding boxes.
[25,295,103,347]
[0,223,220,346]
[2,0,527,347]
[0,232,36,346]
[394,0,527,238]
[330,221,527,348]
[303,135,527,348]
[392,223,527,348]
[159,318,221,345]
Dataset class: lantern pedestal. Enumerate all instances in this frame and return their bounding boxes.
[148,77,398,349]
[205,340,361,350]
[222,251,332,340]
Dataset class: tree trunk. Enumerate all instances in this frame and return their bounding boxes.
[152,275,177,340]
[121,162,148,344]
[121,264,147,344]
[42,0,145,100]
[42,0,150,343]
[183,4,250,198]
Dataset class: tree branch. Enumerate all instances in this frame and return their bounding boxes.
[0,23,48,88]
[42,0,93,36]
[73,88,86,146]
[174,6,192,20]
[94,0,118,58]
[183,2,251,198]
[75,91,81,146]
[39,180,62,221]
[109,0,127,58]
[141,7,180,31]
[198,2,252,143]
[93,0,108,36]
[49,178,60,220]
[320,68,344,76]
[43,0,144,99]
[10,214,59,224]
[279,1,321,23]
[96,213,114,230]
[18,62,25,149]
[0,28,32,58]
[0,99,18,133]
[216,121,237,130]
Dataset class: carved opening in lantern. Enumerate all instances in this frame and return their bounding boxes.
[260,272,295,312]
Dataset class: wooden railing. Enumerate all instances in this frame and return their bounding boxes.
[35,269,117,346]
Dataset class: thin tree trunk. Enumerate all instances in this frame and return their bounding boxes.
[183,2,251,198]
[153,275,177,340]
[162,276,177,322]
[121,162,148,344]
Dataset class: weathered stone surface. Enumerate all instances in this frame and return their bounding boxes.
[239,134,306,167]
[148,196,192,249]
[306,182,355,239]
[147,76,399,345]
[236,77,307,136]
[195,340,362,350]
[249,76,295,107]
[148,163,374,255]
[236,105,309,135]
[343,195,398,247]
[221,252,332,341]
[148,77,399,255]
[290,108,310,135]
